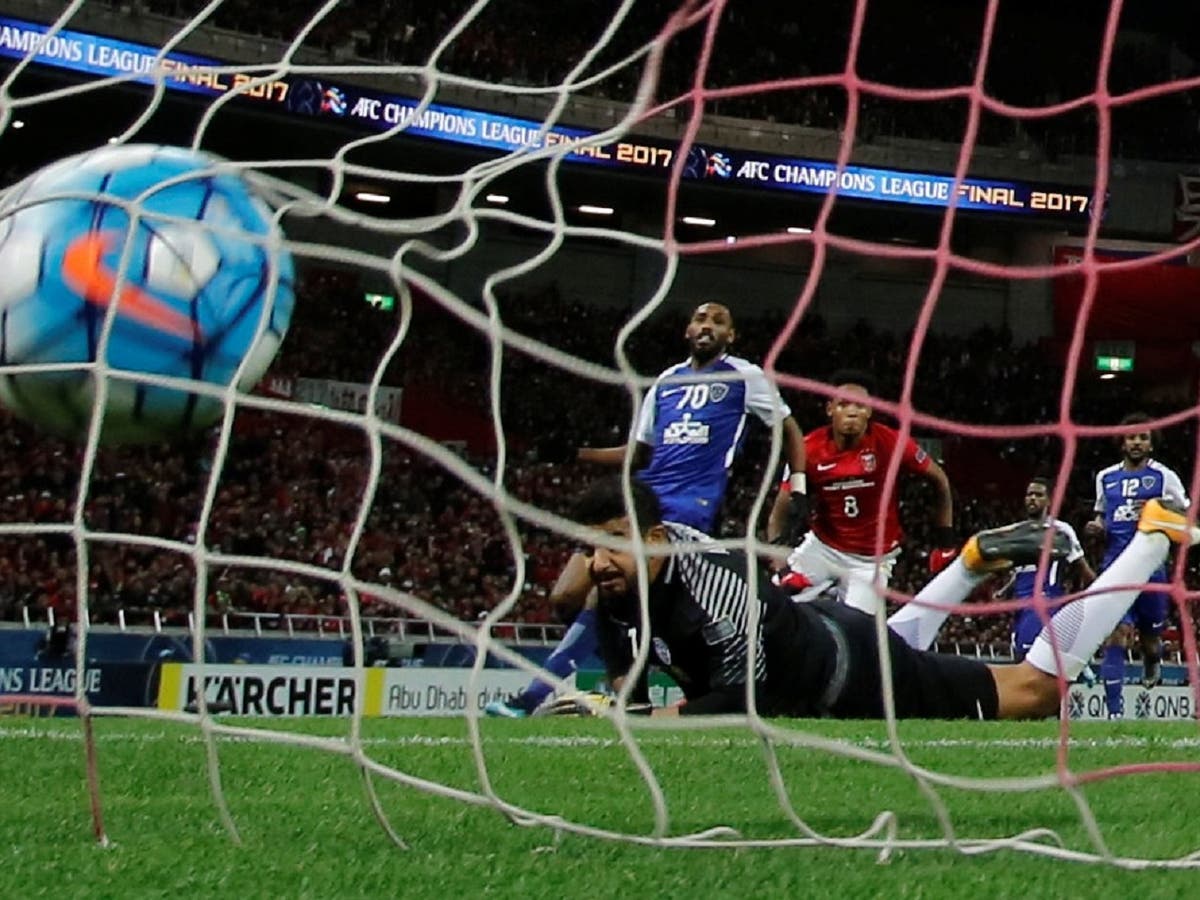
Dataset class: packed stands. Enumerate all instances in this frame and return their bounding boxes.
[0,265,1195,661]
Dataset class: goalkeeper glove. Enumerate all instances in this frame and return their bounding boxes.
[780,473,810,546]
[928,526,959,574]
[539,691,653,717]
[775,569,814,595]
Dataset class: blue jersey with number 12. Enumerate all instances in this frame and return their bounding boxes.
[1094,459,1188,569]
[635,354,789,533]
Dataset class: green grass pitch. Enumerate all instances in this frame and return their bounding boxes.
[3,715,1200,898]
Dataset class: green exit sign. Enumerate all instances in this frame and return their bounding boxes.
[1095,355,1133,373]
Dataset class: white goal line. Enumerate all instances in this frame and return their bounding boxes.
[2,725,1198,753]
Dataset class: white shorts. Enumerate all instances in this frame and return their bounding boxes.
[786,532,900,616]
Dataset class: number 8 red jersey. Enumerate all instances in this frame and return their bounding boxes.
[803,422,931,555]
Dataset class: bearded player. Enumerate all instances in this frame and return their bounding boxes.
[1084,413,1188,716]
[769,370,956,615]
[486,301,807,718]
[1004,477,1095,661]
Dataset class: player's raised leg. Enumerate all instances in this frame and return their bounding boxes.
[996,500,1199,718]
[888,519,1073,651]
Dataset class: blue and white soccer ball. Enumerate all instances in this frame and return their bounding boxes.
[0,144,295,444]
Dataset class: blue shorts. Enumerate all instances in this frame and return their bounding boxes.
[1118,568,1170,634]
[1011,601,1067,662]
[660,497,719,534]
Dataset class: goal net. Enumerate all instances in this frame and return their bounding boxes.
[1,0,1199,868]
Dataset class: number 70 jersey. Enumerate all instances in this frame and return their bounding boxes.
[635,354,790,533]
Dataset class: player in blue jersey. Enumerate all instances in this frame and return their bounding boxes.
[1083,413,1188,717]
[486,302,808,718]
[1005,477,1095,661]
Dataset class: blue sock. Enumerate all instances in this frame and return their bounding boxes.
[516,608,598,712]
[1101,644,1126,716]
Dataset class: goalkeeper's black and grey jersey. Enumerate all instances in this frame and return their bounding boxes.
[595,524,841,716]
[594,524,1000,720]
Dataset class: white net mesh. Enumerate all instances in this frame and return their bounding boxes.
[1,0,1200,868]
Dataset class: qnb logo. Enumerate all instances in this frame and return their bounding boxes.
[1067,691,1085,719]
[663,414,710,445]
[1134,691,1153,719]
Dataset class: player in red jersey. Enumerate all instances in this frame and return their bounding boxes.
[768,370,956,615]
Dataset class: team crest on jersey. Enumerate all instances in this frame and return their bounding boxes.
[1142,476,1157,490]
[860,452,877,473]
[652,636,672,665]
[709,383,729,402]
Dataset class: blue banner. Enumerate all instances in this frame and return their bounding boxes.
[0,629,346,665]
[0,15,1093,220]
[679,146,1093,215]
[0,629,570,668]
[0,16,276,98]
[0,661,157,712]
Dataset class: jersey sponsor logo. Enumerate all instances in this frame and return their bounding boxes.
[860,452,876,473]
[652,636,672,665]
[709,383,729,402]
[1112,501,1141,523]
[828,478,874,491]
[662,413,709,445]
[816,462,837,471]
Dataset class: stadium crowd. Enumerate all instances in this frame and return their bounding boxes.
[117,0,1200,161]
[0,268,1195,662]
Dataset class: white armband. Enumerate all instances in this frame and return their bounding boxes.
[789,473,807,495]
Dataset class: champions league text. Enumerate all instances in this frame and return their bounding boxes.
[0,15,1091,222]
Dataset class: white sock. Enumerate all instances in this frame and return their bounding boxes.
[1024,531,1170,679]
[887,556,986,650]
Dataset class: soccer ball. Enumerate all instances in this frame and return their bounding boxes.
[0,144,295,444]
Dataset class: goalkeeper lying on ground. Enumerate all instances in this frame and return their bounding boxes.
[561,476,1197,720]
